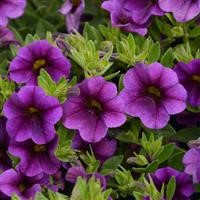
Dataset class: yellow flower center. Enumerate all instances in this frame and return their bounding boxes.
[33,59,46,71]
[33,144,47,153]
[19,183,26,192]
[147,86,161,98]
[28,107,38,114]
[192,75,200,83]
[87,99,102,112]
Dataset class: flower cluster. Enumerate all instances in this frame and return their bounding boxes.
[102,0,200,35]
[0,0,200,200]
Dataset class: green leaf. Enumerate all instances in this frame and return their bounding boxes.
[98,24,120,43]
[160,48,174,67]
[35,190,68,200]
[142,175,165,200]
[151,124,176,138]
[80,151,100,173]
[0,77,15,111]
[104,71,120,80]
[100,155,123,175]
[172,127,200,142]
[113,167,135,197]
[189,26,200,38]
[141,133,163,159]
[127,153,149,166]
[69,33,113,77]
[24,33,40,45]
[35,192,48,200]
[46,31,54,44]
[173,43,193,63]
[83,23,103,43]
[38,69,55,93]
[187,104,200,113]
[166,176,176,200]
[157,143,175,164]
[9,44,19,57]
[38,69,69,103]
[116,119,141,143]
[132,160,158,173]
[70,176,112,200]
[171,26,184,37]
[147,42,161,63]
[116,34,136,66]
[118,74,124,91]
[168,148,185,170]
[9,26,23,44]
[11,194,20,200]
[195,49,200,58]
[48,190,68,200]
[155,17,172,37]
[55,126,77,162]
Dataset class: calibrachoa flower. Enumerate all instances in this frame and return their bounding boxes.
[183,148,200,183]
[159,0,200,22]
[124,0,164,24]
[9,136,60,177]
[59,0,85,33]
[152,167,194,200]
[120,62,187,129]
[0,117,12,171]
[0,26,18,47]
[0,169,44,199]
[62,76,126,143]
[101,0,148,35]
[72,132,117,163]
[174,59,200,106]
[66,166,107,189]
[9,40,71,85]
[0,0,26,26]
[3,86,62,144]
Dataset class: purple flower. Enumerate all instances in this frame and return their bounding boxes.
[120,62,187,129]
[3,86,62,144]
[0,0,26,26]
[124,0,164,24]
[9,136,60,177]
[0,117,12,171]
[174,59,200,106]
[0,169,44,200]
[62,76,126,143]
[66,166,107,189]
[102,0,148,36]
[159,0,200,22]
[72,132,117,163]
[59,0,85,33]
[9,40,71,85]
[0,26,18,47]
[183,148,200,183]
[152,167,194,200]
